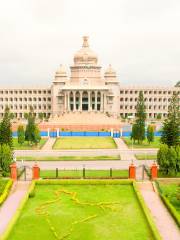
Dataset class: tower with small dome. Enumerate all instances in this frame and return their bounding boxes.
[51,36,120,116]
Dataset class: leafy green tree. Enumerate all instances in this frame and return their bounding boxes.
[38,112,44,121]
[175,81,180,87]
[157,144,169,175]
[147,125,154,144]
[24,113,29,120]
[25,113,36,144]
[161,93,180,147]
[135,91,146,143]
[34,125,41,145]
[0,144,13,175]
[167,147,177,175]
[156,113,162,120]
[131,124,138,143]
[0,107,13,149]
[175,145,180,173]
[17,125,25,145]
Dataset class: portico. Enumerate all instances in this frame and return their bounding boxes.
[62,89,108,112]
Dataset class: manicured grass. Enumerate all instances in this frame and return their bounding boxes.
[17,155,120,161]
[40,169,128,178]
[8,183,154,240]
[157,179,180,214]
[53,137,117,149]
[13,138,47,150]
[135,154,157,160]
[0,179,8,195]
[123,137,160,149]
[158,171,180,178]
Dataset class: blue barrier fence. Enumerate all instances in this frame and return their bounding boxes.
[12,131,162,138]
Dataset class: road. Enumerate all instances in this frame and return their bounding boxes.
[14,148,158,157]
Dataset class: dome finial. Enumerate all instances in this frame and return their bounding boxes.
[82,36,89,47]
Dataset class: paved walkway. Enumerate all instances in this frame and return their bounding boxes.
[0,181,30,237]
[14,148,158,157]
[41,138,56,150]
[138,181,180,240]
[114,138,136,161]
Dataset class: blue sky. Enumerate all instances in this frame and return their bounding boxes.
[0,0,180,86]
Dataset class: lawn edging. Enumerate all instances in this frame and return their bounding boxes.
[133,182,162,240]
[0,181,34,240]
[0,179,13,206]
[35,179,132,186]
[155,180,180,227]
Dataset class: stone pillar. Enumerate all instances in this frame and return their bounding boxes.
[79,91,82,111]
[95,91,97,111]
[151,162,158,180]
[100,92,103,111]
[64,93,67,111]
[73,91,76,111]
[10,162,17,181]
[32,163,40,180]
[129,163,136,179]
[67,92,70,111]
[88,91,91,111]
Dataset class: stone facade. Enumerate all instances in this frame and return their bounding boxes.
[0,36,179,119]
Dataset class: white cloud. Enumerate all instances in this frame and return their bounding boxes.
[0,0,179,86]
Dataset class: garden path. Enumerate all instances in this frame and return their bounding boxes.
[0,181,30,238]
[114,138,136,161]
[138,181,180,240]
[41,138,56,150]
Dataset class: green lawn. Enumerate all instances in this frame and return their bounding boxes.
[157,179,180,213]
[0,179,8,195]
[17,155,120,161]
[158,171,180,178]
[123,137,160,149]
[135,154,157,160]
[13,138,47,150]
[8,183,154,240]
[40,169,128,178]
[53,137,117,149]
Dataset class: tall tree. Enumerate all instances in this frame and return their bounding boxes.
[0,144,13,175]
[17,125,25,145]
[25,113,36,145]
[0,107,13,148]
[161,93,180,147]
[147,125,154,144]
[135,91,146,143]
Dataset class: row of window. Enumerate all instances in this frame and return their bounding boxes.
[120,113,168,118]
[120,105,168,110]
[0,105,51,110]
[0,90,51,94]
[0,97,51,102]
[0,112,51,118]
[119,90,179,95]
[119,97,175,102]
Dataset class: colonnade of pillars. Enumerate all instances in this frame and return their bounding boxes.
[64,91,106,112]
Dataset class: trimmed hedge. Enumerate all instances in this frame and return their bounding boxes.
[36,179,132,186]
[155,180,180,227]
[0,179,13,206]
[133,182,162,240]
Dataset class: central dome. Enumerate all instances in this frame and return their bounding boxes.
[74,36,98,65]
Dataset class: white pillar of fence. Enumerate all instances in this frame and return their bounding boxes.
[111,128,113,137]
[57,128,59,137]
[47,128,50,137]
